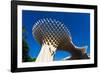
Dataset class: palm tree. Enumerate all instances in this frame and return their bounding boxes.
[22,26,36,62]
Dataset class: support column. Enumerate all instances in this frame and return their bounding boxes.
[36,43,57,62]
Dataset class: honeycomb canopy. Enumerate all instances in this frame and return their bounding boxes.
[32,18,72,47]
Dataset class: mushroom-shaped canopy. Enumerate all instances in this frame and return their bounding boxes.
[32,18,72,48]
[32,18,89,59]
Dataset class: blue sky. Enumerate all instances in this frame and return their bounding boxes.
[22,10,90,60]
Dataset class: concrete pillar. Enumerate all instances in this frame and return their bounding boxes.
[36,43,57,62]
